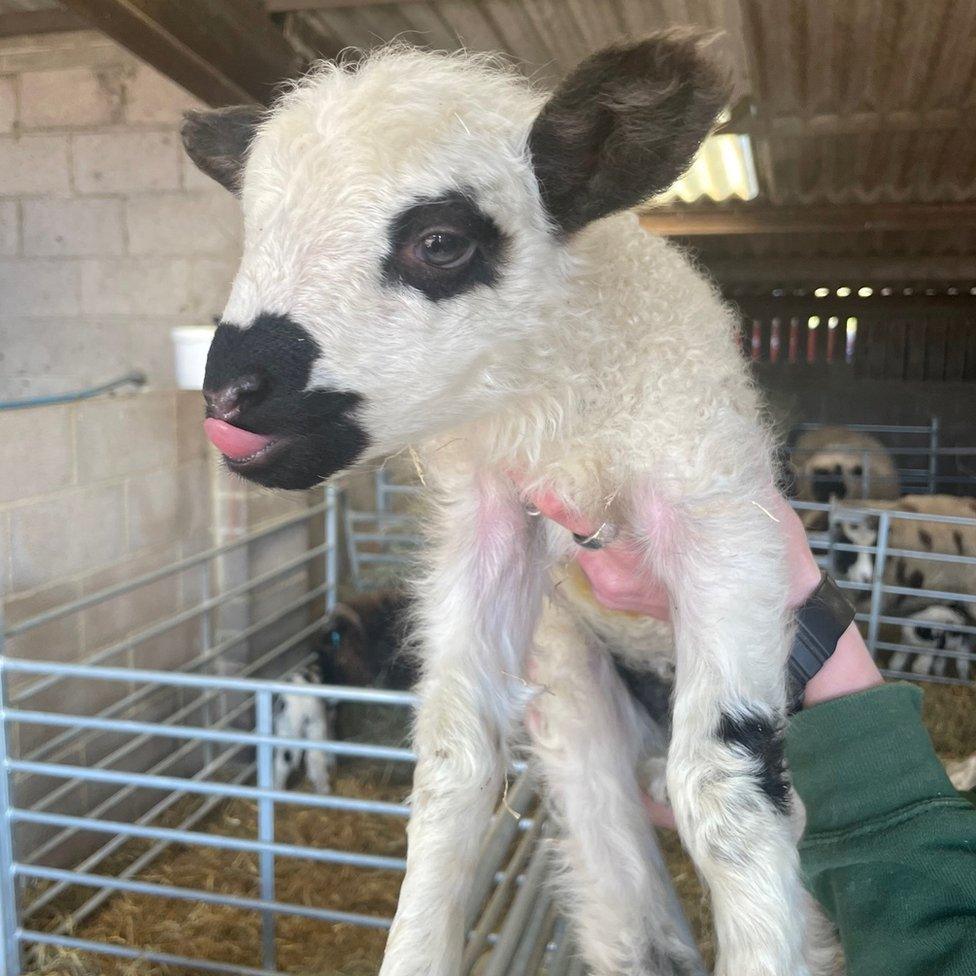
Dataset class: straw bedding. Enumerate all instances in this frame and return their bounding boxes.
[29,768,408,976]
[26,680,975,976]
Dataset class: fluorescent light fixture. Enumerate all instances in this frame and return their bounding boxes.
[655,133,759,203]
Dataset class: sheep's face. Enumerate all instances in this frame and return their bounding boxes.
[183,38,727,489]
[832,516,878,585]
[903,605,970,654]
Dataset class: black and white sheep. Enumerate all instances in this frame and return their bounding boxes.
[273,590,414,792]
[791,427,899,528]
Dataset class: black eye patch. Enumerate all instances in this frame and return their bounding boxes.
[382,191,507,302]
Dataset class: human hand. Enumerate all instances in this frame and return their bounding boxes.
[526,490,824,616]
[527,490,672,619]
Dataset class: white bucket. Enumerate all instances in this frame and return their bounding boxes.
[171,326,216,390]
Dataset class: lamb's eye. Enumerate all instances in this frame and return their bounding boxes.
[915,626,934,642]
[415,231,476,269]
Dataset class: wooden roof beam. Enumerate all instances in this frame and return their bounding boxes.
[718,105,976,137]
[0,10,89,38]
[60,0,304,107]
[265,0,426,9]
[699,256,976,287]
[640,202,976,237]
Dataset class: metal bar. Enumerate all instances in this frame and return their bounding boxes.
[826,542,976,568]
[546,920,576,976]
[831,506,976,527]
[27,702,250,880]
[13,810,407,873]
[347,511,421,524]
[866,510,892,656]
[874,640,976,664]
[343,500,363,585]
[794,421,937,434]
[12,545,331,704]
[9,761,412,817]
[481,832,551,976]
[465,769,536,932]
[9,708,416,762]
[508,892,556,975]
[326,485,339,610]
[3,658,419,706]
[0,656,23,976]
[21,585,330,762]
[463,812,545,970]
[874,614,976,636]
[929,416,940,494]
[4,503,329,638]
[20,931,286,976]
[16,865,393,929]
[29,758,255,926]
[25,621,319,827]
[200,559,215,769]
[255,690,277,970]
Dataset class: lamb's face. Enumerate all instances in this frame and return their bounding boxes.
[903,605,969,654]
[183,39,728,489]
[209,62,560,487]
[833,517,878,585]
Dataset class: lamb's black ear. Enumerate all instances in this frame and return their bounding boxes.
[181,105,264,195]
[528,31,730,234]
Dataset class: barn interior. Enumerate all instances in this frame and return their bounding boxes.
[0,2,974,975]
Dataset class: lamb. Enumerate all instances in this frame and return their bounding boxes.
[888,603,973,681]
[273,668,335,792]
[183,36,835,976]
[791,427,900,505]
[832,494,976,596]
[273,590,413,792]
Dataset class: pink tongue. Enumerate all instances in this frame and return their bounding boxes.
[204,418,275,461]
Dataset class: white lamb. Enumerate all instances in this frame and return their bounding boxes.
[183,35,835,976]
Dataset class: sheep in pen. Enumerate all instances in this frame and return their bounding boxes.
[183,34,838,976]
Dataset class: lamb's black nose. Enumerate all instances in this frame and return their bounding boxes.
[203,373,267,422]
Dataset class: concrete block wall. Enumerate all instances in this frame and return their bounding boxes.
[0,30,321,866]
[0,29,241,401]
[0,391,213,742]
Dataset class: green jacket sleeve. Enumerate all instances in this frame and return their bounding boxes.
[785,684,976,976]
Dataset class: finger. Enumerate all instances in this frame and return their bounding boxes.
[641,795,677,831]
[527,490,597,538]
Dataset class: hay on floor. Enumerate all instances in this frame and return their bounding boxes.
[30,770,407,976]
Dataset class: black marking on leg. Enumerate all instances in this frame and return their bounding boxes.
[718,707,791,814]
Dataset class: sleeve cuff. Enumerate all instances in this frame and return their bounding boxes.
[785,683,959,835]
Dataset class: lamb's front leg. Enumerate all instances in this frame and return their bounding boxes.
[380,475,546,976]
[650,493,821,976]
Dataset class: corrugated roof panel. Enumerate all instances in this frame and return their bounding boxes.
[658,134,759,203]
[0,0,59,11]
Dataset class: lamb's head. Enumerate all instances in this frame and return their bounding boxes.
[183,34,728,489]
[832,515,879,585]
